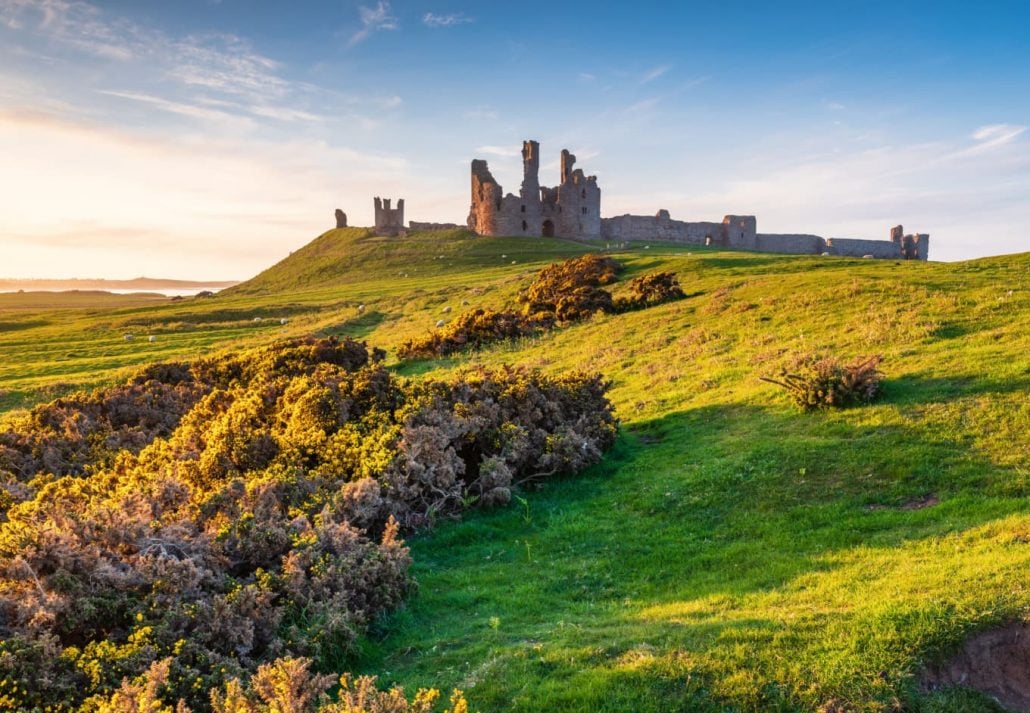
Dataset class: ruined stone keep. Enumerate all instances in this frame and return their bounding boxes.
[338,138,928,260]
[468,140,602,239]
[374,197,404,236]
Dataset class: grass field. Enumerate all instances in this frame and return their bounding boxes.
[2,227,1028,711]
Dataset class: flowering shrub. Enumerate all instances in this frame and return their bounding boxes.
[400,255,685,359]
[398,309,535,360]
[0,338,615,711]
[616,271,685,310]
[761,354,884,410]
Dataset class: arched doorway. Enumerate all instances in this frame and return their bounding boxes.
[542,219,555,237]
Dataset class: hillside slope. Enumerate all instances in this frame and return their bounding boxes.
[0,231,1028,710]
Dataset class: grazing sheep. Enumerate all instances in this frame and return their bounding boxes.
[461,299,470,306]
[511,260,517,265]
[862,254,875,259]
[357,304,366,313]
[501,254,507,258]
[280,318,288,325]
[123,334,134,341]
[253,317,262,323]
[442,306,451,313]
[436,319,446,327]
[822,252,832,256]
[148,335,156,343]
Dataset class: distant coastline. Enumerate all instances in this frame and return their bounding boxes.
[0,277,239,296]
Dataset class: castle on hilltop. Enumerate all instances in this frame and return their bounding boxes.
[336,138,930,259]
[468,140,601,239]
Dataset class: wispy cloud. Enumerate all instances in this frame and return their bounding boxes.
[99,89,252,126]
[640,64,671,84]
[350,1,398,45]
[476,145,521,158]
[971,123,1026,147]
[0,110,417,279]
[423,11,473,28]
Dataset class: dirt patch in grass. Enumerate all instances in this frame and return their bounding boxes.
[866,494,939,512]
[920,622,1030,711]
[903,494,940,510]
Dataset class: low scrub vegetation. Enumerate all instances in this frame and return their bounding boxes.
[761,354,884,410]
[94,656,468,713]
[400,255,685,359]
[0,337,615,711]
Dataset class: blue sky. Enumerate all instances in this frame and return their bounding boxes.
[1,0,1028,279]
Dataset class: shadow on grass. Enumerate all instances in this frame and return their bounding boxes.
[319,310,388,341]
[0,320,48,333]
[354,400,1026,712]
[881,372,1030,405]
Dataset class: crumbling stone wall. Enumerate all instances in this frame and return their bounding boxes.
[826,237,903,259]
[600,211,756,247]
[467,140,601,239]
[408,221,464,231]
[462,139,928,260]
[755,233,824,254]
[374,197,405,236]
[334,209,348,228]
[890,224,930,260]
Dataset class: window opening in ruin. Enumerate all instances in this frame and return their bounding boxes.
[542,219,555,238]
[582,206,588,214]
[522,220,527,231]
[581,189,586,199]
[521,205,526,213]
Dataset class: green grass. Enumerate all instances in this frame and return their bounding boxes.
[2,229,1028,711]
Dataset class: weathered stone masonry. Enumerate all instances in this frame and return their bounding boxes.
[373,197,404,236]
[337,139,929,260]
[468,140,602,239]
[465,139,928,259]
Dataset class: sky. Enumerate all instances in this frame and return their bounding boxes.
[1,0,1029,280]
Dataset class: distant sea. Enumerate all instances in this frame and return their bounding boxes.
[0,287,230,297]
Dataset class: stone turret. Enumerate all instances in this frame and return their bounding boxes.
[374,197,405,236]
[467,139,602,239]
[335,209,347,228]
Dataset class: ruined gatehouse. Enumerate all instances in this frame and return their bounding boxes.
[468,140,601,239]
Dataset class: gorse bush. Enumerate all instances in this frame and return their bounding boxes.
[401,255,685,359]
[516,253,622,322]
[0,338,616,711]
[94,656,468,713]
[761,354,884,410]
[617,271,686,309]
[397,309,535,360]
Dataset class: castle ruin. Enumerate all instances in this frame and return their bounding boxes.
[466,139,928,260]
[336,138,929,260]
[468,140,601,239]
[374,197,404,236]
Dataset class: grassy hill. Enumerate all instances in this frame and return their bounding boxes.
[1,229,1028,710]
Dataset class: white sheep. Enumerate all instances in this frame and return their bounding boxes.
[442,305,452,313]
[436,319,446,327]
[253,317,262,322]
[357,304,366,313]
[280,318,288,325]
[148,335,156,343]
[123,333,134,341]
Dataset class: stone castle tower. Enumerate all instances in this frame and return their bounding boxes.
[468,139,601,239]
[374,197,404,236]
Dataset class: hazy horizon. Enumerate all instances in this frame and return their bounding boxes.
[3,0,1029,280]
